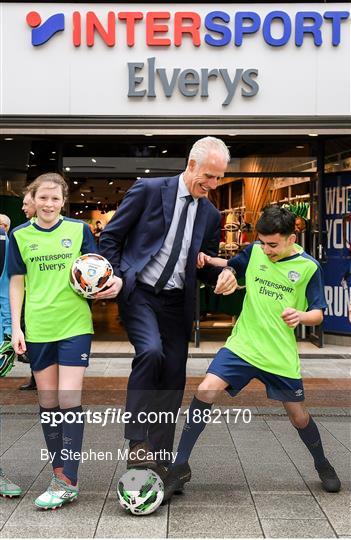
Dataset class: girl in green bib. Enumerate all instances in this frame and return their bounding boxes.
[9,173,97,509]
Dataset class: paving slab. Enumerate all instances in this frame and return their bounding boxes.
[253,492,326,519]
[0,417,39,454]
[183,445,248,488]
[260,518,337,538]
[228,419,309,492]
[318,420,351,450]
[266,419,351,537]
[96,493,168,538]
[168,505,263,538]
[0,493,106,539]
[313,492,351,537]
[266,419,351,485]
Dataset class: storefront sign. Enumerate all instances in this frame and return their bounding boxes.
[322,175,351,334]
[26,9,349,48]
[0,3,350,115]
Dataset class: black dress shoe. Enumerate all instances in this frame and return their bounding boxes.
[153,464,168,482]
[163,462,191,503]
[19,376,36,391]
[127,441,157,470]
[316,460,341,492]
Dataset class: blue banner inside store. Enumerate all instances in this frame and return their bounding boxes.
[322,174,351,334]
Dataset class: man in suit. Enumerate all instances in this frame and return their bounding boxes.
[18,188,37,390]
[99,137,237,472]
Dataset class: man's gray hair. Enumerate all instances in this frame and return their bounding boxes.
[0,214,11,232]
[188,136,231,165]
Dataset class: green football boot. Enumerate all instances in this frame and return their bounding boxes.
[0,469,22,498]
[35,475,79,510]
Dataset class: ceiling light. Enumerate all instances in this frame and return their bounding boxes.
[92,158,97,163]
[136,176,141,180]
[75,212,79,215]
[162,149,168,154]
[30,151,35,156]
[296,145,304,149]
[4,137,13,141]
[52,151,56,154]
[108,181,114,185]
[73,180,78,185]
[85,205,88,209]
[308,133,318,137]
[79,210,83,214]
[76,144,84,148]
[97,201,101,204]
[145,169,150,173]
[229,133,237,136]
[144,133,153,137]
[148,145,156,149]
[80,193,85,197]
[65,167,71,171]
[49,158,55,161]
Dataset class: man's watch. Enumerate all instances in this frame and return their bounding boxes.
[221,266,236,276]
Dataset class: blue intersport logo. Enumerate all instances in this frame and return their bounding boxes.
[26,11,65,46]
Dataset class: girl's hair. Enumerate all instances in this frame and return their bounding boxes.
[30,173,69,199]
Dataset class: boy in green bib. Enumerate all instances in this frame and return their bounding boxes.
[164,206,341,501]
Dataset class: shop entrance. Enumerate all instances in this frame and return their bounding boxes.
[2,134,350,346]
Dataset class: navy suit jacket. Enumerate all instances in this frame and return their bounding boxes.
[99,175,222,336]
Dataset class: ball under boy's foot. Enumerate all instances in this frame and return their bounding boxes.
[316,460,341,493]
[0,470,22,498]
[163,462,191,503]
[35,475,79,510]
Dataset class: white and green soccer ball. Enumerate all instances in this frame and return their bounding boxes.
[117,469,164,516]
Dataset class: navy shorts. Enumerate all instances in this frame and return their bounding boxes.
[26,334,92,372]
[207,347,304,402]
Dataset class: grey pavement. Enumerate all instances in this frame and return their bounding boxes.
[0,407,350,538]
[7,355,351,379]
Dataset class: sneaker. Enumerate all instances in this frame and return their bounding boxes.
[35,475,79,510]
[316,460,341,493]
[0,470,22,498]
[163,462,191,503]
[127,441,157,470]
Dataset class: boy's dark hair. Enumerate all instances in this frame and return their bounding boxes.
[256,206,296,236]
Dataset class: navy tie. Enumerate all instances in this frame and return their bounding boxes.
[154,195,193,294]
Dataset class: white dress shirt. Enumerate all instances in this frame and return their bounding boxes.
[138,174,198,290]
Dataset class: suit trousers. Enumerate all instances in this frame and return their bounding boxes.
[119,282,189,459]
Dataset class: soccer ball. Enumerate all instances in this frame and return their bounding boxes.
[0,336,17,377]
[69,253,113,298]
[117,469,164,516]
